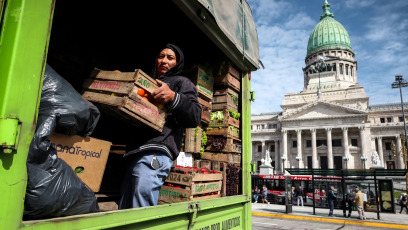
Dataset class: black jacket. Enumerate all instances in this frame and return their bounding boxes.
[124,44,201,160]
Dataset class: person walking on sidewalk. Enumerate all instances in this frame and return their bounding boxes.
[261,185,269,205]
[341,194,353,218]
[291,187,296,205]
[354,188,366,220]
[320,189,326,207]
[399,193,407,214]
[297,186,304,207]
[253,186,260,203]
[327,186,337,217]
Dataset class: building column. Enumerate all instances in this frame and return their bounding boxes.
[396,135,404,169]
[275,140,279,172]
[377,137,384,167]
[296,129,303,168]
[282,130,288,172]
[311,128,317,168]
[359,126,366,169]
[342,127,350,169]
[326,128,333,169]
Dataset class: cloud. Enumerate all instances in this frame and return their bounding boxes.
[344,0,375,8]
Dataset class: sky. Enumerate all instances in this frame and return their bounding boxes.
[246,0,408,114]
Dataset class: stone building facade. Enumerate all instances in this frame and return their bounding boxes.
[251,1,408,174]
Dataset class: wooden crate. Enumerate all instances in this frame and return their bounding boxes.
[206,126,240,139]
[209,109,240,128]
[214,61,241,79]
[205,137,241,153]
[212,88,239,112]
[82,90,166,132]
[187,67,214,101]
[184,127,202,153]
[88,69,159,95]
[158,168,222,204]
[214,73,240,92]
[201,152,241,165]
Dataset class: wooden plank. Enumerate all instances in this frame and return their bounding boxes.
[209,109,240,128]
[89,69,136,81]
[158,186,191,203]
[133,69,159,94]
[214,73,240,92]
[82,91,124,107]
[191,193,221,201]
[191,181,222,195]
[201,152,241,164]
[82,78,136,95]
[198,97,212,109]
[206,126,240,139]
[165,172,194,186]
[123,95,165,127]
[191,173,222,182]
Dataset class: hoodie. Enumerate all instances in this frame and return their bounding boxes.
[124,44,201,160]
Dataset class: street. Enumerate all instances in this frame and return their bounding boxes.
[252,215,394,230]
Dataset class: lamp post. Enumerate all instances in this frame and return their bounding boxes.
[343,155,349,169]
[296,155,301,168]
[361,155,368,169]
[311,56,338,98]
[391,75,408,195]
[281,155,287,174]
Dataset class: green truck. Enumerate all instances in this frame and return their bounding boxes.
[0,0,260,229]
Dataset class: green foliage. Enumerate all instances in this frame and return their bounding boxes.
[228,110,240,122]
[200,130,207,156]
[211,111,224,121]
[228,93,239,106]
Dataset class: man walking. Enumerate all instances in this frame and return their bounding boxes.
[327,186,337,217]
[297,186,304,207]
[354,188,366,220]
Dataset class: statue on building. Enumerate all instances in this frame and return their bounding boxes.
[371,150,382,167]
[261,150,272,167]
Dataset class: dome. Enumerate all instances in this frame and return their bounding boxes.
[306,0,353,56]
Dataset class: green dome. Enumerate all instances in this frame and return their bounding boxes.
[307,0,353,56]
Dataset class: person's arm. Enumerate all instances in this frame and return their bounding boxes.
[154,79,201,128]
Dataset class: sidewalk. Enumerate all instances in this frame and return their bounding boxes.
[252,203,408,229]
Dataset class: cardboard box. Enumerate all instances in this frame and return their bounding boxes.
[176,152,193,167]
[49,133,112,192]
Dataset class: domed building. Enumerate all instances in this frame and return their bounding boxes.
[251,0,407,174]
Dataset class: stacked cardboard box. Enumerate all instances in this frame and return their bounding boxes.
[82,69,166,132]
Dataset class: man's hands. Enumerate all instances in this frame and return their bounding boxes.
[152,79,175,104]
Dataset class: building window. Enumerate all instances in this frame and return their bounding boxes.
[257,161,262,172]
[316,140,327,146]
[350,66,353,76]
[306,140,312,148]
[272,124,277,129]
[387,117,392,123]
[345,65,349,75]
[385,142,392,151]
[332,139,342,147]
[293,141,297,148]
[257,145,262,152]
[380,118,385,123]
[340,64,343,74]
[399,117,404,122]
[270,145,275,152]
[268,124,273,129]
[351,139,358,147]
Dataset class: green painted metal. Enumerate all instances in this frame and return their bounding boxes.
[0,0,54,229]
[306,0,353,56]
[0,0,258,229]
[0,117,20,152]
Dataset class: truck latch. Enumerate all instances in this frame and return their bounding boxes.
[188,202,200,230]
[0,117,21,154]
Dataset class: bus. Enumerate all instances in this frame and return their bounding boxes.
[0,1,260,229]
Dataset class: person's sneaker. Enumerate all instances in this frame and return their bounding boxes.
[267,202,270,205]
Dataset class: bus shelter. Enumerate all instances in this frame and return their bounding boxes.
[285,168,408,219]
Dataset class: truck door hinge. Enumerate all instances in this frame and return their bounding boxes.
[0,117,21,154]
[188,202,200,230]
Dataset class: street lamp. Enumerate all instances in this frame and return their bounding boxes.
[281,155,287,174]
[310,55,338,98]
[343,155,350,169]
[296,155,301,168]
[361,155,368,169]
[391,75,408,195]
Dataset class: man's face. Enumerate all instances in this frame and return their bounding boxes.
[156,48,177,77]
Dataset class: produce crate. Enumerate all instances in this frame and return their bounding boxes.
[158,168,223,203]
[209,109,240,128]
[87,69,159,95]
[187,67,214,101]
[198,97,211,124]
[213,61,241,79]
[205,137,241,153]
[212,88,239,112]
[184,127,202,154]
[82,90,166,132]
[214,73,240,93]
[201,152,241,165]
[206,126,240,139]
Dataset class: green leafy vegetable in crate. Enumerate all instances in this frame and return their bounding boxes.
[228,110,240,122]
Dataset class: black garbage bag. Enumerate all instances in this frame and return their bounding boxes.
[24,114,100,220]
[37,64,100,137]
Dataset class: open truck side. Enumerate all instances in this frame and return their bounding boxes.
[0,1,260,229]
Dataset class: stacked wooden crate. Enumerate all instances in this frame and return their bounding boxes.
[81,69,166,132]
[203,62,242,168]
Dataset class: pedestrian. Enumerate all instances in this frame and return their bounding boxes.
[297,186,304,207]
[327,186,337,217]
[341,194,353,218]
[261,185,269,205]
[119,44,201,209]
[320,189,326,207]
[362,189,367,210]
[399,193,407,214]
[291,187,296,205]
[353,188,366,220]
[253,186,260,203]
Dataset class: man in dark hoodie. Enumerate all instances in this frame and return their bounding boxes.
[119,44,201,208]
